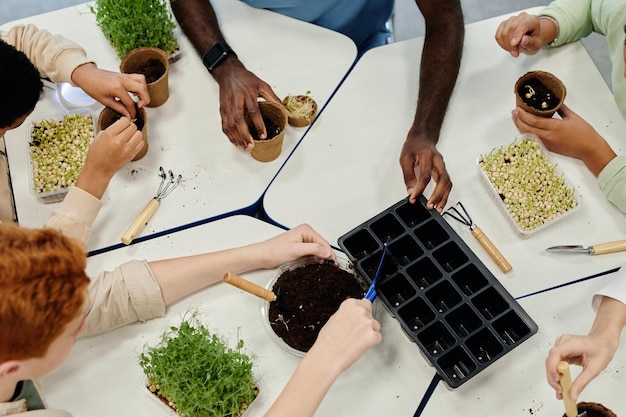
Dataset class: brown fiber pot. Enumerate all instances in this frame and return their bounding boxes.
[562,402,617,417]
[515,70,566,117]
[120,47,170,107]
[98,106,148,161]
[283,95,318,127]
[249,101,288,163]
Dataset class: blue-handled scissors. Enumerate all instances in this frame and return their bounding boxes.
[364,241,389,302]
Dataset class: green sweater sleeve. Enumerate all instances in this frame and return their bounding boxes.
[539,0,594,46]
[598,155,626,215]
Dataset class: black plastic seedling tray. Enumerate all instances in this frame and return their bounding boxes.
[338,196,538,388]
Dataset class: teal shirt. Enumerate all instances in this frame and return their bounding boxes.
[11,380,46,411]
[239,0,394,53]
[539,0,626,121]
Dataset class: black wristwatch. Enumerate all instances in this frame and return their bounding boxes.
[202,42,236,73]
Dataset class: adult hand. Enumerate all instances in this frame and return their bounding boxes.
[306,298,382,376]
[545,333,617,402]
[495,12,545,57]
[399,133,451,212]
[211,60,283,150]
[75,117,143,199]
[71,63,150,119]
[254,224,335,269]
[511,105,615,175]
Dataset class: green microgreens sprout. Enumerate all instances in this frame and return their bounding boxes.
[90,0,177,58]
[283,95,316,122]
[29,113,94,194]
[479,137,577,231]
[139,312,258,417]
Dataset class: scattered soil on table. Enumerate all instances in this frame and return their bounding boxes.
[138,58,166,83]
[517,77,559,110]
[268,261,365,352]
[247,116,282,141]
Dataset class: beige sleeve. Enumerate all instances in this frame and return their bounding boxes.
[83,260,166,336]
[0,24,91,84]
[44,186,102,249]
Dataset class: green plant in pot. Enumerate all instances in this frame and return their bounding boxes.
[90,0,178,59]
[139,312,259,417]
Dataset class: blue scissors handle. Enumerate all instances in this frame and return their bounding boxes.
[364,242,389,302]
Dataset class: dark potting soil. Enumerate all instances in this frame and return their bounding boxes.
[139,58,166,83]
[247,117,282,141]
[563,402,617,417]
[518,77,559,110]
[110,112,145,130]
[268,261,365,352]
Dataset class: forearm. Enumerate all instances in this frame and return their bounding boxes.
[410,2,463,141]
[588,296,626,350]
[170,0,227,57]
[581,136,616,177]
[264,354,338,417]
[148,242,268,305]
[74,163,113,200]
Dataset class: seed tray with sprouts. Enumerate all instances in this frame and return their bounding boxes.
[477,133,580,237]
[27,109,96,203]
[338,196,538,388]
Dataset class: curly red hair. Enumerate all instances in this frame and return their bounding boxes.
[0,223,89,362]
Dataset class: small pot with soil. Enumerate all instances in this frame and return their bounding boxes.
[562,402,617,417]
[247,101,288,163]
[262,256,369,356]
[515,70,566,117]
[98,105,148,161]
[283,94,318,127]
[120,47,170,107]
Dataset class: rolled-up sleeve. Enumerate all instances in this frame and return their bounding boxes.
[44,186,102,247]
[592,267,626,312]
[598,156,626,215]
[84,260,166,336]
[0,24,90,84]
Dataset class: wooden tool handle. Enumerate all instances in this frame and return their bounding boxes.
[592,239,626,255]
[471,226,512,273]
[121,198,160,245]
[557,361,578,417]
[223,272,276,302]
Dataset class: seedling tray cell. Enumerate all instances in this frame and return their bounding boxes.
[338,196,538,388]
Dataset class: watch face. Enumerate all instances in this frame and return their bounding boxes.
[203,43,230,72]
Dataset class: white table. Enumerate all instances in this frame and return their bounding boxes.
[3,0,356,253]
[262,8,626,298]
[42,216,438,417]
[421,272,626,416]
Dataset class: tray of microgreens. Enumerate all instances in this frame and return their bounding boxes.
[28,109,96,203]
[477,133,579,237]
[139,312,260,417]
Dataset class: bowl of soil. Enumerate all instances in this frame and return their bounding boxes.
[247,101,288,163]
[120,47,170,108]
[515,70,566,117]
[261,256,369,356]
[283,94,318,127]
[563,402,617,417]
[98,104,148,161]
